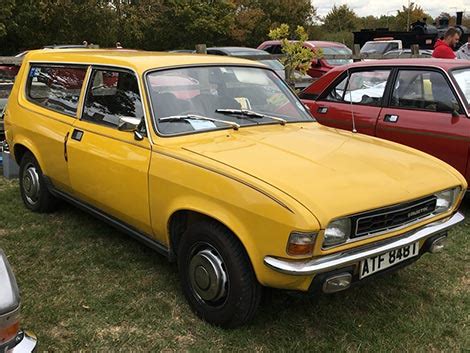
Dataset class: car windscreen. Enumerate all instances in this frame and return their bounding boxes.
[452,68,470,109]
[361,42,393,54]
[322,47,352,66]
[260,59,284,71]
[147,66,312,135]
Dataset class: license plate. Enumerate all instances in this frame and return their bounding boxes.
[359,242,419,279]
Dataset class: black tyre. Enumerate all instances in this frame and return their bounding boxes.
[19,152,57,213]
[178,221,262,328]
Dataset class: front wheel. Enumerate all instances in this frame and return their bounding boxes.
[178,221,262,328]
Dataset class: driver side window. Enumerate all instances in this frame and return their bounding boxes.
[82,68,143,128]
[325,70,391,106]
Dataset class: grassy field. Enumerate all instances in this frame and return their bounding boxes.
[0,176,469,351]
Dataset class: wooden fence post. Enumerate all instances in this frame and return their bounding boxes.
[195,44,207,54]
[410,44,419,58]
[353,44,361,62]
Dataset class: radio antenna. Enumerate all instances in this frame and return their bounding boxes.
[346,69,357,133]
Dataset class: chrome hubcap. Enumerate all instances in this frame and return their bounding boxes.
[22,164,40,205]
[189,247,228,303]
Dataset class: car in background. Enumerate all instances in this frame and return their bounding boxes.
[299,59,470,183]
[0,44,90,80]
[206,47,286,79]
[257,40,352,79]
[206,46,313,89]
[0,249,37,351]
[383,49,433,59]
[360,39,403,56]
[0,81,14,140]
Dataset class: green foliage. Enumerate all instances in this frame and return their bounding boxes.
[392,3,432,31]
[323,5,359,33]
[268,24,316,84]
[0,0,317,54]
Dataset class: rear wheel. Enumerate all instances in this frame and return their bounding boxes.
[178,221,262,328]
[19,152,57,212]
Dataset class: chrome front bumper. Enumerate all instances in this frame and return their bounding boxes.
[264,212,464,276]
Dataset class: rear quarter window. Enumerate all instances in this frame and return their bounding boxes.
[26,65,87,116]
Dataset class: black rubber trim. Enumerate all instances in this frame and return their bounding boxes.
[43,176,170,258]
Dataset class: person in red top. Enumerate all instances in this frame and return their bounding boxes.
[432,27,460,59]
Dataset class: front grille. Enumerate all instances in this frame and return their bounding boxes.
[351,196,437,238]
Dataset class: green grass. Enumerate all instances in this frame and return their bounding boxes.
[0,176,469,351]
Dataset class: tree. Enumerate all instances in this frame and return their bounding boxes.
[392,3,432,31]
[229,0,316,48]
[268,24,316,86]
[322,5,359,33]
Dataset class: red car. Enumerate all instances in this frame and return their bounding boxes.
[300,59,470,183]
[257,40,352,79]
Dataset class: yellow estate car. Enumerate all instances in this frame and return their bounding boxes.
[3,49,467,327]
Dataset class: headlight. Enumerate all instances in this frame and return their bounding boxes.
[434,187,461,214]
[287,232,317,256]
[323,218,351,247]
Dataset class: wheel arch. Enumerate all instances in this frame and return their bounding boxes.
[167,209,255,267]
[12,138,45,172]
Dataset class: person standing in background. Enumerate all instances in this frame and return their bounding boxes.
[432,28,460,59]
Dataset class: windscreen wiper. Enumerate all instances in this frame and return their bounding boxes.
[215,109,287,125]
[158,114,240,130]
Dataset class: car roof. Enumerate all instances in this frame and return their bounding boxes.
[207,47,268,55]
[24,49,265,74]
[339,58,470,71]
[259,40,347,48]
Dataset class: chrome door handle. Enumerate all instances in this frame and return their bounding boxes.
[384,114,399,123]
[317,106,328,114]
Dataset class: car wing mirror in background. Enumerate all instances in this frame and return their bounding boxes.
[310,58,320,67]
[436,102,460,117]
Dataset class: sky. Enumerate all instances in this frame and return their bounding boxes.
[314,0,469,18]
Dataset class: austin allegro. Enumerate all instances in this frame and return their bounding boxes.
[3,49,466,327]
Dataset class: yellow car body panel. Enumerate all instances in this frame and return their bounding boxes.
[4,49,467,292]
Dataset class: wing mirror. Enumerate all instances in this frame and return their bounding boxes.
[311,59,321,67]
[118,116,145,141]
[436,102,460,117]
[0,249,21,347]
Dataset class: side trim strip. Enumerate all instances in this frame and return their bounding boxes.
[46,181,170,258]
[379,125,470,142]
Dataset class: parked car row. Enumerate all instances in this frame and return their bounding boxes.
[2,49,466,329]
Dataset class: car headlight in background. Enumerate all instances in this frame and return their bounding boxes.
[323,218,351,248]
[434,187,461,214]
[287,232,317,256]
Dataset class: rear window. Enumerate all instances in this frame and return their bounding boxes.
[26,65,87,116]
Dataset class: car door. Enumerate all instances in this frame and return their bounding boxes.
[66,67,153,234]
[376,68,470,176]
[308,69,392,135]
[21,64,88,193]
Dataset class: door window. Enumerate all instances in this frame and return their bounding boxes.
[324,70,391,106]
[27,65,87,116]
[391,70,461,113]
[82,69,144,128]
